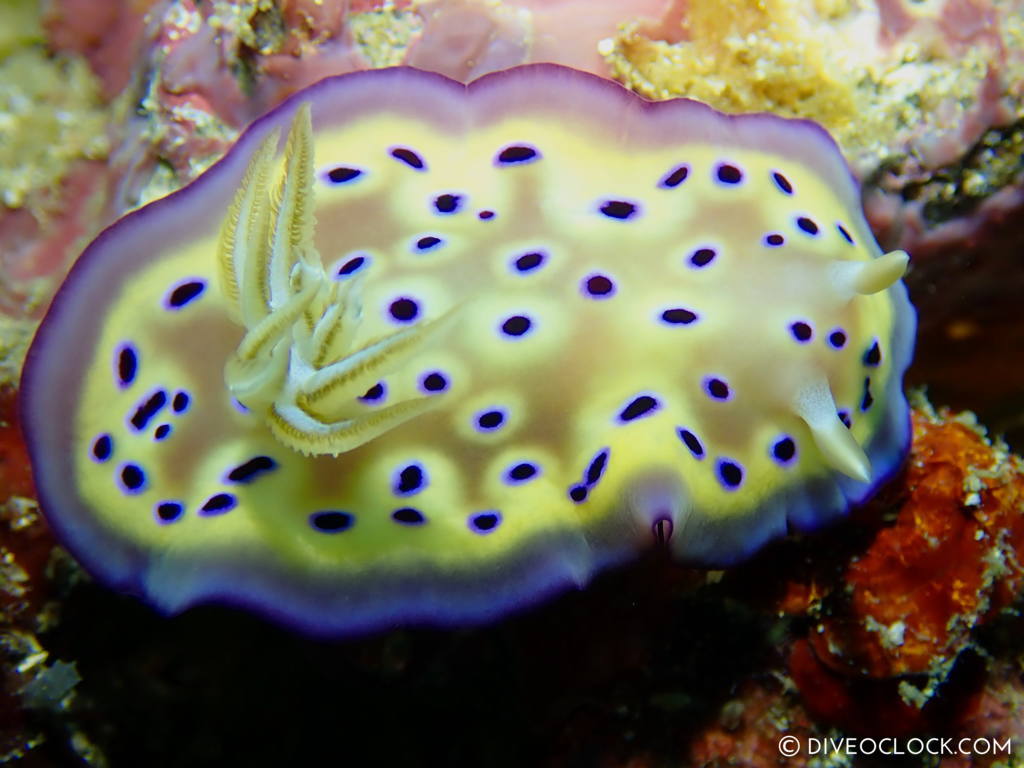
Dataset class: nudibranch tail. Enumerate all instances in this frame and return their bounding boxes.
[20,64,915,636]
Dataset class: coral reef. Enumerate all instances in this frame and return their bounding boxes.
[720,397,1024,749]
[0,0,110,335]
[763,399,1024,746]
[0,0,43,59]
[1,1,1023,763]
[603,0,1023,181]
[810,403,1024,683]
[0,386,83,763]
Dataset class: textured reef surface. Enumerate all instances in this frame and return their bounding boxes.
[1,0,1023,765]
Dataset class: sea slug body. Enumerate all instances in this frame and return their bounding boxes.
[20,64,915,635]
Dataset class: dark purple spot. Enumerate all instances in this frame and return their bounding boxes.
[789,321,813,343]
[310,510,355,532]
[469,511,501,533]
[154,424,172,440]
[838,410,852,429]
[860,377,874,411]
[618,395,659,423]
[478,210,495,220]
[166,280,206,309]
[389,297,419,323]
[689,247,716,268]
[116,344,138,388]
[415,235,443,252]
[704,377,731,401]
[337,255,367,277]
[828,329,847,349]
[659,164,689,188]
[568,485,588,503]
[420,371,448,393]
[764,233,785,247]
[394,463,426,496]
[506,462,538,483]
[434,194,462,214]
[231,397,250,414]
[583,273,615,298]
[91,434,113,462]
[717,458,744,489]
[500,314,532,337]
[476,409,505,431]
[715,163,743,184]
[392,507,426,525]
[771,171,793,195]
[837,223,855,244]
[585,448,609,485]
[677,427,704,458]
[359,382,386,402]
[326,166,362,184]
[496,145,538,165]
[660,307,698,325]
[513,251,545,273]
[155,501,184,524]
[771,436,797,464]
[120,463,146,493]
[172,391,190,413]
[227,456,277,484]
[130,389,168,431]
[796,216,819,236]
[863,340,882,367]
[599,200,638,220]
[200,493,236,515]
[390,147,425,170]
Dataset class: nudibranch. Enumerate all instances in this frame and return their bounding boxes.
[20,65,915,635]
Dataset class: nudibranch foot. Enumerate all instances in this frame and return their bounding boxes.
[20,64,916,636]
